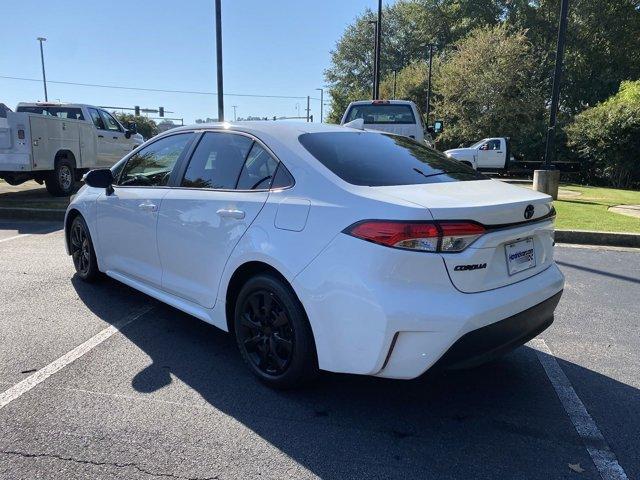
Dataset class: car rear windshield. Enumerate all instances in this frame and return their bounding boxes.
[298,132,487,187]
[345,104,416,125]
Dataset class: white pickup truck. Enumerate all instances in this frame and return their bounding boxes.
[0,103,143,196]
[444,137,512,171]
[340,100,437,147]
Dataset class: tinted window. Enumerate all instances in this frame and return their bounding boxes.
[100,110,121,132]
[271,163,295,189]
[119,134,192,187]
[236,143,278,190]
[17,106,85,120]
[182,132,253,189]
[299,132,486,187]
[88,108,105,130]
[345,104,416,125]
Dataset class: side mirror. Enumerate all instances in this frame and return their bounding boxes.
[125,122,138,139]
[83,169,114,191]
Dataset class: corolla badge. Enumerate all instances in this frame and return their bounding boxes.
[524,204,535,220]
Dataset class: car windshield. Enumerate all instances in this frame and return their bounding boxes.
[345,104,416,125]
[299,132,487,187]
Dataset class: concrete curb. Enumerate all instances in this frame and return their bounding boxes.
[555,229,640,248]
[0,207,66,221]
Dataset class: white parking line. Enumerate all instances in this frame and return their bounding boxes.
[0,234,32,243]
[0,306,154,411]
[531,339,628,480]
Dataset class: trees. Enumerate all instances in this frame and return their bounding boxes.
[113,113,158,140]
[433,26,546,158]
[324,0,640,164]
[566,81,640,188]
[324,0,506,123]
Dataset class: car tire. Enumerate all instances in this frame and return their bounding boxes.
[234,273,318,389]
[69,215,100,282]
[45,158,75,196]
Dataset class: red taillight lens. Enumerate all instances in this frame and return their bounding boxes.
[346,221,484,252]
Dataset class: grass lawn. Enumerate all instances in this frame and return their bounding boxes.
[554,184,640,233]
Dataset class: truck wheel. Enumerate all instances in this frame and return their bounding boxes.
[45,158,75,196]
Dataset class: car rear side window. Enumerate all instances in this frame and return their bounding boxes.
[236,143,278,190]
[181,132,253,189]
[118,133,193,187]
[345,104,416,124]
[299,132,486,187]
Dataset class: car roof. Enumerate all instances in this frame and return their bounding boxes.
[167,121,353,138]
[347,100,415,106]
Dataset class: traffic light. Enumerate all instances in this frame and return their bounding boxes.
[134,106,140,116]
[159,107,164,117]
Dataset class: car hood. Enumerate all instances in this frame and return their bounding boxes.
[444,148,474,156]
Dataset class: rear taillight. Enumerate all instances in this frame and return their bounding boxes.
[345,220,485,253]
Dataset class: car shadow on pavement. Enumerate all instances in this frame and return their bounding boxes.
[0,219,62,235]
[71,275,638,480]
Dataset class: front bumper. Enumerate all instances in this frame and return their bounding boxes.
[432,290,562,370]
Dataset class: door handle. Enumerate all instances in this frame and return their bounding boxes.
[217,208,245,219]
[98,135,104,138]
[138,202,158,212]
[497,151,503,153]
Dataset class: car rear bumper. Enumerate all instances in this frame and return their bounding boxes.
[431,290,562,370]
[293,233,564,379]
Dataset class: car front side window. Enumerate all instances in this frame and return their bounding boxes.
[118,133,193,187]
[88,108,106,130]
[99,110,122,132]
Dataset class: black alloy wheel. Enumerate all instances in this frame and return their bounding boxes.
[234,274,318,389]
[69,216,99,281]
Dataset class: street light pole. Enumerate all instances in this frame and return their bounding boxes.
[214,0,224,122]
[425,43,435,127]
[543,0,570,169]
[232,105,237,121]
[373,0,382,99]
[306,96,310,122]
[315,88,324,123]
[368,20,378,100]
[37,37,48,102]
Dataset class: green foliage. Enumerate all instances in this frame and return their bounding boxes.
[113,113,158,140]
[324,0,506,122]
[379,61,435,116]
[325,0,640,165]
[566,81,640,188]
[433,26,546,157]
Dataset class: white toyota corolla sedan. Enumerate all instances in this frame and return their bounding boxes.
[65,122,564,388]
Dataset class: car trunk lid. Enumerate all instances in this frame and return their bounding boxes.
[373,179,556,293]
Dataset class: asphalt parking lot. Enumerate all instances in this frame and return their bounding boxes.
[0,219,638,480]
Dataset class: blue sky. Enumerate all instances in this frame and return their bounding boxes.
[0,0,381,123]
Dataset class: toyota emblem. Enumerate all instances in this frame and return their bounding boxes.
[524,204,535,220]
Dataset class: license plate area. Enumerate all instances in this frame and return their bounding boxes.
[505,238,536,275]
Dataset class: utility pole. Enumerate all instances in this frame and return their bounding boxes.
[214,0,224,122]
[392,70,397,99]
[543,0,569,169]
[373,0,382,99]
[368,20,378,100]
[534,0,569,200]
[316,88,324,123]
[306,96,310,122]
[232,105,237,121]
[37,37,48,102]
[425,43,435,126]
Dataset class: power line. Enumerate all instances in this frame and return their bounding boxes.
[0,75,321,100]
